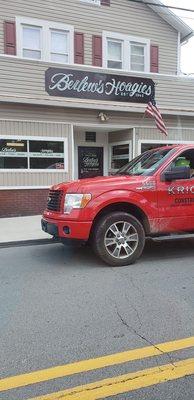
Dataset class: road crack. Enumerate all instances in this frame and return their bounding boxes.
[124,293,142,329]
[115,304,176,369]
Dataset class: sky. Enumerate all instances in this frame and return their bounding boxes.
[162,0,194,74]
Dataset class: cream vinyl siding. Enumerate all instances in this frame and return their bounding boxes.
[0,120,70,137]
[0,120,72,187]
[0,0,178,74]
[135,127,194,140]
[0,104,193,128]
[0,172,68,187]
[108,129,133,143]
[0,58,194,114]
[135,127,194,155]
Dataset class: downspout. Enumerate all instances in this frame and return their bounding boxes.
[177,32,181,75]
[132,127,136,158]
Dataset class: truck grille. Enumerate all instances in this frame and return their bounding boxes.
[46,190,63,212]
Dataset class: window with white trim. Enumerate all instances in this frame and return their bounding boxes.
[0,138,67,170]
[141,143,174,154]
[130,42,146,72]
[103,31,150,72]
[80,0,101,5]
[50,29,69,63]
[110,142,130,170]
[107,39,123,69]
[22,25,42,60]
[16,17,74,64]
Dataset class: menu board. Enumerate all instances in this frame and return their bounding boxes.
[78,146,103,179]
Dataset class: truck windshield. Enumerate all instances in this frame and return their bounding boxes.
[115,148,174,176]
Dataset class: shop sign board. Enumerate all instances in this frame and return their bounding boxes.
[45,68,155,103]
[78,146,103,179]
[30,152,64,158]
[0,148,27,157]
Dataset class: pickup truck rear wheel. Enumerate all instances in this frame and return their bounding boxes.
[92,212,145,266]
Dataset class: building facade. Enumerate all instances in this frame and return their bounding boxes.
[0,0,194,217]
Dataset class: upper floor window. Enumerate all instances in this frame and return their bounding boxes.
[107,39,123,69]
[103,31,150,72]
[16,17,74,64]
[22,25,42,60]
[80,0,110,5]
[130,42,146,72]
[80,0,101,4]
[50,30,69,63]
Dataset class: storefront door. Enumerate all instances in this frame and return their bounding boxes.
[78,146,104,179]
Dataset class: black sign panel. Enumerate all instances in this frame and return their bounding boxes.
[78,146,103,179]
[45,68,155,103]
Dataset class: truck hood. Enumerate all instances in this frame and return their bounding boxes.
[52,175,154,194]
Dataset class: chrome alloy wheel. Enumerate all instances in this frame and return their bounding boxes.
[104,221,139,259]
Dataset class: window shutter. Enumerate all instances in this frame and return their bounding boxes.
[74,32,84,64]
[92,35,102,67]
[4,21,16,55]
[101,0,110,5]
[150,44,159,73]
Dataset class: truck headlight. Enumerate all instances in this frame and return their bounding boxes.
[64,193,92,214]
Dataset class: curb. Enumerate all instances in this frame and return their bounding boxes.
[0,238,59,249]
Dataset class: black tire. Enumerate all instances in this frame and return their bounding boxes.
[92,212,145,267]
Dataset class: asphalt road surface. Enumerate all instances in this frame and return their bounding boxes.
[0,239,194,400]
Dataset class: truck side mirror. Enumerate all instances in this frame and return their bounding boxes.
[163,166,190,182]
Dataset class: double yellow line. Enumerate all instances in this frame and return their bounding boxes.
[29,358,194,400]
[1,336,194,399]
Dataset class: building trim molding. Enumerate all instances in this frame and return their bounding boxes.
[0,95,194,116]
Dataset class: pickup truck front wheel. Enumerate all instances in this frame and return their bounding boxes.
[92,212,145,266]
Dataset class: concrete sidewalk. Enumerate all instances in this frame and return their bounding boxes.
[0,215,51,245]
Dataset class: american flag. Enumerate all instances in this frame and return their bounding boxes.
[145,98,168,136]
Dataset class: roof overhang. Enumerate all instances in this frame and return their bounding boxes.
[144,0,194,43]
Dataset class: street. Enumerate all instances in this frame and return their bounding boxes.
[0,240,194,399]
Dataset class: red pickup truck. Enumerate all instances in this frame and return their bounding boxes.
[42,144,194,266]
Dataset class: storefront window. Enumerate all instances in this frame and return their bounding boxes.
[0,139,28,169]
[29,140,64,169]
[29,140,64,154]
[0,138,65,170]
[0,157,28,169]
[30,158,64,169]
[141,143,173,153]
[111,143,130,170]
